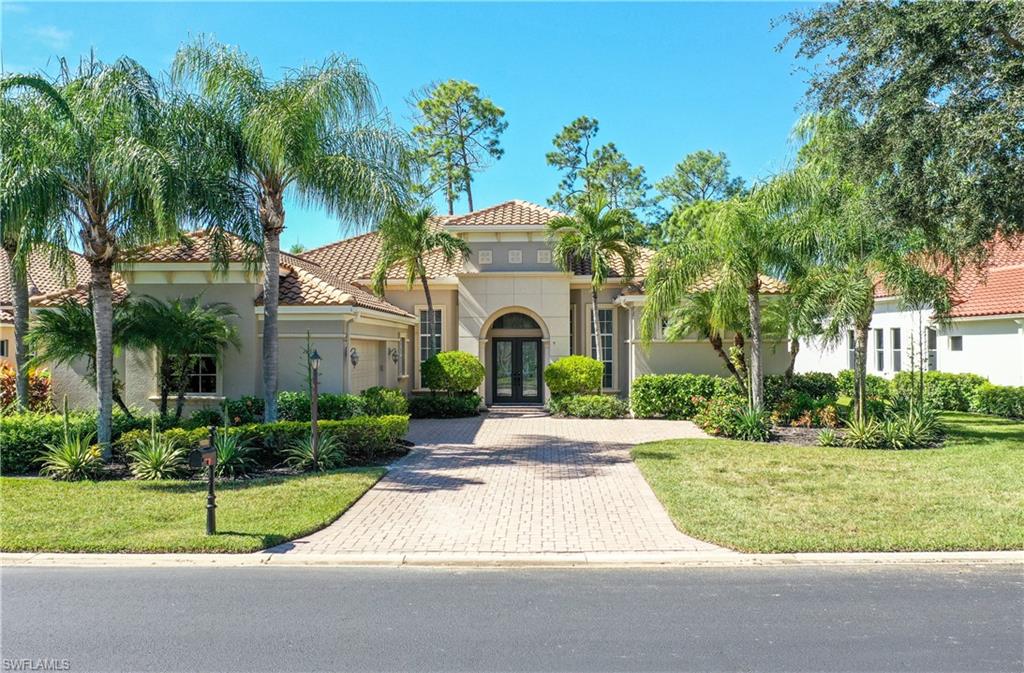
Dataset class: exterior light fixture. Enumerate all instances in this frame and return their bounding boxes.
[389,347,399,364]
[349,348,359,367]
[309,349,321,372]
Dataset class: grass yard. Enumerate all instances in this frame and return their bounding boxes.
[632,413,1024,553]
[0,468,384,553]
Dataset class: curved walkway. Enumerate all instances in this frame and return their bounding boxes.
[275,407,720,556]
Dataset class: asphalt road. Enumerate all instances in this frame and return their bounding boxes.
[1,565,1021,673]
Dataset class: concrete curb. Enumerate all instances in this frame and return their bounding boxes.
[3,550,1021,569]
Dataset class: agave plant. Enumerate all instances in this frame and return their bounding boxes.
[816,428,840,447]
[880,418,909,450]
[37,397,101,481]
[843,416,882,449]
[127,418,187,480]
[731,405,772,442]
[214,426,257,478]
[284,431,345,473]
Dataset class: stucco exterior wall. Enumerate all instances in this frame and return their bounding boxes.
[0,324,12,368]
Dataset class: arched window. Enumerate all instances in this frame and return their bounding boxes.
[493,313,540,330]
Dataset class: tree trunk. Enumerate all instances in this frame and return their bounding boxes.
[419,273,435,392]
[854,323,870,422]
[259,188,285,422]
[89,259,115,457]
[784,337,800,385]
[746,285,764,409]
[113,389,133,417]
[158,356,172,417]
[732,333,748,377]
[591,289,602,390]
[2,244,31,408]
[710,333,746,393]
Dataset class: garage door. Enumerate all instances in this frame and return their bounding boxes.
[350,339,381,393]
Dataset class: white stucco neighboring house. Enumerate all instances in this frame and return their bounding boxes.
[797,234,1024,386]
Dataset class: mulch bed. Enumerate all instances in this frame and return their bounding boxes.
[770,426,842,447]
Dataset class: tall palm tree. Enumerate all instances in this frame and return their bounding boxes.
[1,58,183,453]
[663,291,750,393]
[547,196,638,370]
[173,36,410,421]
[640,181,811,409]
[371,205,469,363]
[130,295,241,420]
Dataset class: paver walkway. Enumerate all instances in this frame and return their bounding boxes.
[275,407,720,555]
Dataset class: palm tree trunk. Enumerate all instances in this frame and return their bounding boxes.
[260,189,285,422]
[746,285,764,409]
[591,288,602,389]
[732,333,748,377]
[854,323,870,422]
[784,337,800,385]
[710,334,746,393]
[419,273,435,393]
[3,244,31,408]
[89,259,115,457]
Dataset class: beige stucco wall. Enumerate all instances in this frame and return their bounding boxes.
[0,323,13,368]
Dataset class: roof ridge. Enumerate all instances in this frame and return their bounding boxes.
[300,229,380,256]
[446,200,517,224]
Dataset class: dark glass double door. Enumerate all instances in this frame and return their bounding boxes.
[492,338,542,403]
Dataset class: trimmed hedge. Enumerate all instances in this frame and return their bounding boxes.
[545,356,604,396]
[361,387,408,416]
[409,393,481,418]
[971,383,1024,419]
[277,391,365,422]
[891,371,988,412]
[421,351,485,394]
[550,394,629,419]
[630,374,718,419]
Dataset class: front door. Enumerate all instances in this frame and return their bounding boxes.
[492,338,542,404]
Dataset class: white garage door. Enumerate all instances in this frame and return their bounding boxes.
[350,339,381,393]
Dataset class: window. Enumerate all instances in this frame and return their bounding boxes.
[477,250,492,265]
[874,328,884,371]
[847,330,856,369]
[0,340,7,358]
[927,328,938,371]
[419,309,442,366]
[950,335,963,351]
[508,249,522,264]
[891,328,902,372]
[178,355,217,394]
[537,249,552,264]
[398,336,407,377]
[493,313,540,330]
[569,306,575,355]
[590,308,615,389]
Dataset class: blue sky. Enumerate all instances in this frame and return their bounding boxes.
[2,1,814,249]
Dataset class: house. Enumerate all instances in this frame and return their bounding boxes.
[796,234,1024,386]
[1,199,793,412]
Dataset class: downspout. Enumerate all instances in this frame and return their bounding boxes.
[340,315,355,394]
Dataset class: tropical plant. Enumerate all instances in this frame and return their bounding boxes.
[128,418,188,480]
[548,195,638,367]
[662,291,749,393]
[173,36,409,423]
[816,428,839,447]
[370,204,469,362]
[732,405,772,442]
[36,398,100,481]
[360,387,408,417]
[843,416,882,449]
[129,295,241,420]
[284,431,345,473]
[214,425,257,478]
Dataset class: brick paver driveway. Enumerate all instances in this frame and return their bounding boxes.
[276,407,719,555]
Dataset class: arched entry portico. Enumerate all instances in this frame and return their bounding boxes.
[479,307,550,405]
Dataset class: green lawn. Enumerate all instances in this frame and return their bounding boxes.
[0,468,384,553]
[632,413,1024,553]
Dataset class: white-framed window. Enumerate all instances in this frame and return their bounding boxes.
[874,328,884,371]
[891,328,902,372]
[950,335,963,352]
[0,339,7,358]
[508,249,522,264]
[398,336,407,377]
[590,307,616,389]
[569,305,575,356]
[417,307,443,387]
[478,250,492,265]
[927,327,938,371]
[176,355,218,395]
[537,249,552,264]
[847,330,856,369]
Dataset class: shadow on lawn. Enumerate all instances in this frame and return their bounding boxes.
[942,414,1024,444]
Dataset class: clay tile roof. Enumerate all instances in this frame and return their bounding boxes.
[121,230,260,264]
[619,270,788,297]
[30,276,130,308]
[570,247,657,278]
[0,308,12,322]
[445,200,563,227]
[0,247,90,307]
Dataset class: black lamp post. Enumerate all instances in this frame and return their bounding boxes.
[310,350,321,465]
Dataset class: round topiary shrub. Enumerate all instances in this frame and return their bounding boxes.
[421,351,485,394]
[544,356,604,396]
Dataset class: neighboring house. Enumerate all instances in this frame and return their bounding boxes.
[1,199,793,411]
[796,234,1024,386]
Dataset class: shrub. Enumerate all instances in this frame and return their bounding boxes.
[276,391,365,421]
[0,365,52,412]
[630,374,718,419]
[224,395,264,426]
[409,393,481,419]
[127,419,188,480]
[421,351,485,394]
[693,395,744,437]
[545,356,604,396]
[284,432,346,473]
[817,428,840,447]
[732,406,771,442]
[185,407,223,430]
[843,416,882,449]
[891,371,988,412]
[550,394,629,419]
[971,383,1024,419]
[837,369,891,400]
[764,372,839,407]
[361,387,408,416]
[214,426,257,478]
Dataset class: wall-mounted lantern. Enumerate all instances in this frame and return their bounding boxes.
[388,347,399,364]
[349,347,360,367]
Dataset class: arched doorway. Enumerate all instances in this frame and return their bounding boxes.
[484,311,545,404]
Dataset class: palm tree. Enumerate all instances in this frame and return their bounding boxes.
[130,295,241,420]
[547,196,638,370]
[663,291,750,393]
[640,182,811,409]
[172,36,410,422]
[1,59,184,453]
[371,205,469,362]
[25,297,138,417]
